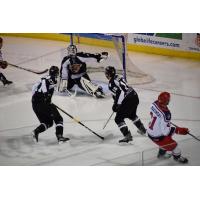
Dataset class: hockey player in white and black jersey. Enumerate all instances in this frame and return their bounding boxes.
[147,92,189,163]
[0,37,13,86]
[105,66,146,143]
[59,44,107,98]
[31,66,69,143]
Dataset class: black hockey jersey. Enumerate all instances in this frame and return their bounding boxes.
[0,50,2,61]
[32,75,57,103]
[60,52,99,80]
[108,75,136,105]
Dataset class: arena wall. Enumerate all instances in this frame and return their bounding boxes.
[0,33,199,60]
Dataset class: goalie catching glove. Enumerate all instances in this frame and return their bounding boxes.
[96,52,108,63]
[0,61,8,69]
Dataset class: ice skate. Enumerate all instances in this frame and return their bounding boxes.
[94,86,105,98]
[119,132,133,143]
[137,125,146,135]
[58,136,70,144]
[173,155,188,164]
[157,148,171,159]
[31,131,39,143]
[3,80,13,86]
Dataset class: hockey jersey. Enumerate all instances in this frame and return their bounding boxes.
[108,75,135,105]
[0,50,3,71]
[147,101,175,139]
[0,50,2,61]
[60,52,99,80]
[32,75,57,103]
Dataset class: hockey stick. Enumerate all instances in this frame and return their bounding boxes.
[187,133,200,142]
[171,122,200,142]
[103,112,114,129]
[53,103,104,140]
[8,63,48,74]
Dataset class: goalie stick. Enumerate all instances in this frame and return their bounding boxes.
[8,63,48,74]
[53,103,104,140]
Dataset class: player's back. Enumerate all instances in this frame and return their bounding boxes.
[147,101,171,138]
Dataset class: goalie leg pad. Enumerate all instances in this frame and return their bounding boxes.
[58,79,73,96]
[80,77,105,98]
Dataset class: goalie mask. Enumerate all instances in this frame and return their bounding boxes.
[105,66,116,80]
[49,66,59,78]
[67,44,77,56]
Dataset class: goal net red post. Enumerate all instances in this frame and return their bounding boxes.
[68,33,154,85]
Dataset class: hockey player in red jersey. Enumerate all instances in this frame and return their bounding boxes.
[147,92,189,164]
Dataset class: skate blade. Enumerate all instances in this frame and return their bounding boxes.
[157,154,172,159]
[58,139,70,145]
[137,130,146,136]
[31,132,38,143]
[118,141,134,145]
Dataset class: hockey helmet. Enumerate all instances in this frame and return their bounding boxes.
[49,66,59,77]
[67,44,77,56]
[158,92,170,106]
[105,66,116,79]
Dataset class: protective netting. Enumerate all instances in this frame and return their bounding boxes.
[69,33,155,85]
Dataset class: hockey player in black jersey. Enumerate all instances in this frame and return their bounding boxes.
[105,66,146,143]
[31,66,69,144]
[0,37,13,86]
[59,44,107,98]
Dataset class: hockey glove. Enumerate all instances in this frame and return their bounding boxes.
[0,61,8,69]
[175,127,189,135]
[112,104,120,112]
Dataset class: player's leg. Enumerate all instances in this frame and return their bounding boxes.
[115,108,132,143]
[0,72,13,86]
[32,103,53,142]
[152,136,188,163]
[51,104,70,143]
[132,116,146,135]
[125,92,146,135]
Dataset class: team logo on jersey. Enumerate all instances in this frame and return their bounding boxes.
[166,113,171,120]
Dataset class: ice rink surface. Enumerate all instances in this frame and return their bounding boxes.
[0,36,200,166]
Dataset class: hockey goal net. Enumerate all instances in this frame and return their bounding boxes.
[62,33,154,85]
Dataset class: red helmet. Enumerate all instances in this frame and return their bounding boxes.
[158,92,170,106]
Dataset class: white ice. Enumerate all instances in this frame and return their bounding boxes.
[0,36,200,166]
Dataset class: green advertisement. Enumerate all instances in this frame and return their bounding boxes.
[155,33,182,40]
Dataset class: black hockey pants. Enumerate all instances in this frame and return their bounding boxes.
[32,102,63,128]
[67,73,90,91]
[115,91,139,125]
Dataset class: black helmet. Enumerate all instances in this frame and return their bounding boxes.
[67,44,77,56]
[49,66,59,77]
[105,66,116,78]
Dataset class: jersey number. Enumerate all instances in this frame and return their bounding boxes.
[149,112,157,130]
